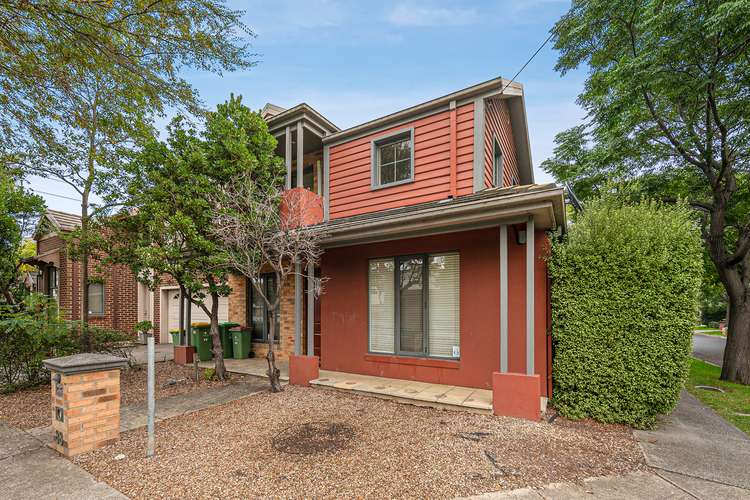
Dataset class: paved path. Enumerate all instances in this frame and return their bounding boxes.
[128,343,174,364]
[635,391,750,492]
[692,333,726,366]
[31,378,269,443]
[0,422,126,499]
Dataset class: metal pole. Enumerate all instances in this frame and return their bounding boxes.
[146,333,155,457]
[178,285,185,345]
[186,293,192,347]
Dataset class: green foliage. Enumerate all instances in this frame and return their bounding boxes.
[110,96,282,305]
[0,294,67,390]
[549,198,703,427]
[0,166,45,303]
[0,294,132,392]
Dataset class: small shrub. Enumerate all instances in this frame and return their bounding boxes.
[0,294,136,391]
[549,199,703,428]
[0,294,68,390]
[202,367,217,381]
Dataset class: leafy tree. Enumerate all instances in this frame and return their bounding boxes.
[0,0,254,348]
[109,96,282,380]
[0,166,45,304]
[211,175,325,392]
[549,0,750,383]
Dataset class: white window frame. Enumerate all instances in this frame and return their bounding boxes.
[88,282,105,317]
[371,128,414,190]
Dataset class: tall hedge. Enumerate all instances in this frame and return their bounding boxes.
[549,199,703,428]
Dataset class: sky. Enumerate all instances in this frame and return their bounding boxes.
[33,0,588,214]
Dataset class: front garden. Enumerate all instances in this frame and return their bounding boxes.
[0,360,252,430]
[72,386,644,499]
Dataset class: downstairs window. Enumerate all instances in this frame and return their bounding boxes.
[368,252,460,358]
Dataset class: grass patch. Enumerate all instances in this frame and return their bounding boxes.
[685,358,750,435]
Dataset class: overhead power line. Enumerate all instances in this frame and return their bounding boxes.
[28,187,81,202]
[501,31,555,94]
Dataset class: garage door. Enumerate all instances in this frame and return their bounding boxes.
[165,289,229,342]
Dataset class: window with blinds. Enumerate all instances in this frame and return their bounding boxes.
[428,253,460,357]
[368,259,395,353]
[367,252,460,359]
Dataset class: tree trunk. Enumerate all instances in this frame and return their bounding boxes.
[209,292,226,380]
[266,312,283,392]
[721,298,750,384]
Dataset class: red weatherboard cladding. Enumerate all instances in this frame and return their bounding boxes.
[319,227,549,393]
[328,103,474,220]
[484,98,520,188]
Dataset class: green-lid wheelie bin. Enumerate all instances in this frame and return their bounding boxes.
[191,322,213,361]
[231,326,250,359]
[218,322,240,358]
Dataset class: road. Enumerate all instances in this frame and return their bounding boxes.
[692,333,726,366]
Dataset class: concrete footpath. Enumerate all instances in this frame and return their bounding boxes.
[467,470,747,499]
[0,422,126,499]
[634,390,750,498]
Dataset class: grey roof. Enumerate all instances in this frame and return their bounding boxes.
[323,183,558,229]
[261,103,286,119]
[44,209,81,232]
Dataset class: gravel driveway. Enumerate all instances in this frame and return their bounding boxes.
[73,387,644,499]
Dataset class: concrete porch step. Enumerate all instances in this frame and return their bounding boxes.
[310,372,493,414]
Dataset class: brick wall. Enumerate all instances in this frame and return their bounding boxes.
[36,234,139,337]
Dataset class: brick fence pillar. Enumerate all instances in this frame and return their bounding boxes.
[43,353,128,457]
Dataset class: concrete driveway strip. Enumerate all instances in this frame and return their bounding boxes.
[691,333,726,366]
[0,422,127,499]
[634,391,750,491]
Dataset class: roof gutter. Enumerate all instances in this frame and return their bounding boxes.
[321,187,565,248]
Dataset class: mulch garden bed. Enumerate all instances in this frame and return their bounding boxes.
[0,361,251,430]
[74,386,645,499]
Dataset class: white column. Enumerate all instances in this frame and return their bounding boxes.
[296,121,304,188]
[285,126,292,190]
[500,224,508,373]
[526,216,535,375]
[306,262,315,356]
[294,260,302,356]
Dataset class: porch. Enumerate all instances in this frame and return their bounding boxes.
[198,356,492,413]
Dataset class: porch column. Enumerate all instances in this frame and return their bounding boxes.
[285,126,292,190]
[500,224,508,373]
[296,121,304,188]
[526,216,535,375]
[306,262,314,356]
[294,260,302,356]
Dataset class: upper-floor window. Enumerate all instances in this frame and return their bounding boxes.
[88,282,104,316]
[492,137,504,187]
[372,129,413,189]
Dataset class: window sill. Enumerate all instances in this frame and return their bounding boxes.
[364,354,460,369]
[371,177,414,191]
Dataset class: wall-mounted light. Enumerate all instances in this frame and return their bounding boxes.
[516,228,527,245]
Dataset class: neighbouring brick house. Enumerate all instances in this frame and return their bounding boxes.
[33,210,144,336]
